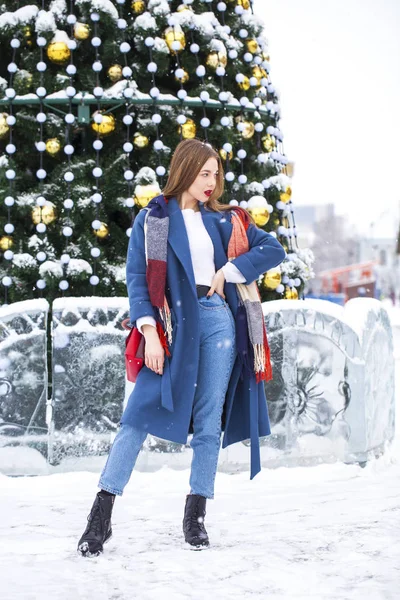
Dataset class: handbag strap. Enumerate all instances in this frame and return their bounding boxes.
[121,318,131,331]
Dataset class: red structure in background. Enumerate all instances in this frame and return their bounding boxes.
[319,261,378,301]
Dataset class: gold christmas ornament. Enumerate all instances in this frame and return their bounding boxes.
[179,118,196,139]
[219,148,233,161]
[246,39,259,54]
[131,0,146,13]
[0,113,10,139]
[206,51,228,69]
[47,41,71,65]
[164,26,186,53]
[241,121,255,140]
[262,51,270,62]
[285,286,298,300]
[133,132,150,148]
[252,65,267,83]
[252,66,263,80]
[273,216,280,228]
[93,223,109,238]
[107,64,123,83]
[280,187,292,204]
[248,207,270,227]
[262,134,276,152]
[175,69,189,83]
[262,267,281,290]
[45,138,61,156]
[23,25,33,47]
[0,236,13,250]
[73,22,90,40]
[134,184,161,208]
[91,111,116,136]
[32,203,56,225]
[238,76,250,91]
[177,3,193,11]
[237,0,251,9]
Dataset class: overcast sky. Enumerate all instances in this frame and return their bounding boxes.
[254,0,400,238]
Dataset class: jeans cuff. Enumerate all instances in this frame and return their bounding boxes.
[98,480,123,496]
[190,489,214,500]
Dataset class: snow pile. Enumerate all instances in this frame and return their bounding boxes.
[0,441,399,599]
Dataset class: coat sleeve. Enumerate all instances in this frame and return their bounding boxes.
[126,209,157,327]
[230,222,287,285]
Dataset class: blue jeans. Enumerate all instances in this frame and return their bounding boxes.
[98,292,236,499]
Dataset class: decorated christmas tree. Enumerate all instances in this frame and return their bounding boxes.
[0,0,314,307]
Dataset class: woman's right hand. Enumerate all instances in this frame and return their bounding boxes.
[142,325,165,375]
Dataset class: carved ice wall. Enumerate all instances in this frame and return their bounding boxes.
[0,300,49,469]
[260,298,395,467]
[0,297,395,475]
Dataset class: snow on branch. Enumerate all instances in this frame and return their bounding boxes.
[75,0,119,21]
[0,5,39,30]
[191,12,220,37]
[148,0,170,17]
[35,10,57,34]
[49,0,68,20]
[133,12,157,32]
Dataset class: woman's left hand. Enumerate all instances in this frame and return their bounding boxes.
[207,269,226,299]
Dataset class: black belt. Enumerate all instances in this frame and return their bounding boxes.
[196,285,211,299]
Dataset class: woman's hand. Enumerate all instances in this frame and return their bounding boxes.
[142,325,165,375]
[207,268,226,299]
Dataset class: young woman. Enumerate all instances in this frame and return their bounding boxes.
[77,138,286,556]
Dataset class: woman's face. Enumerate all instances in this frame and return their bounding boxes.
[186,157,219,203]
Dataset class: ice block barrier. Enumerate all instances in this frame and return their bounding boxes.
[260,297,395,467]
[50,297,129,466]
[0,299,49,473]
[0,296,395,475]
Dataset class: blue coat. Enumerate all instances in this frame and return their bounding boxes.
[121,195,286,478]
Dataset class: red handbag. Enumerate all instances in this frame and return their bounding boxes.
[122,319,145,383]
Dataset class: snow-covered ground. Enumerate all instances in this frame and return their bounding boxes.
[1,304,400,600]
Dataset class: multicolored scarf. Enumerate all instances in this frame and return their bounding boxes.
[227,208,273,383]
[143,195,272,382]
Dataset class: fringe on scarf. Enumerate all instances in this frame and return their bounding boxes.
[156,320,171,358]
[254,326,273,383]
[158,305,172,355]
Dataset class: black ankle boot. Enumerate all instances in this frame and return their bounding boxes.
[182,494,210,548]
[77,490,115,557]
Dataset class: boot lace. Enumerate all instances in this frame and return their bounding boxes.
[86,498,105,536]
[189,511,206,532]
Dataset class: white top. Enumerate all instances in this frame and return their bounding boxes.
[136,208,246,333]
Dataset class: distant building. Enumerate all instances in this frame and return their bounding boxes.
[359,238,400,298]
[293,203,399,301]
[293,204,335,249]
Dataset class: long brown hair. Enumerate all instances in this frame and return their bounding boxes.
[162,138,231,214]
